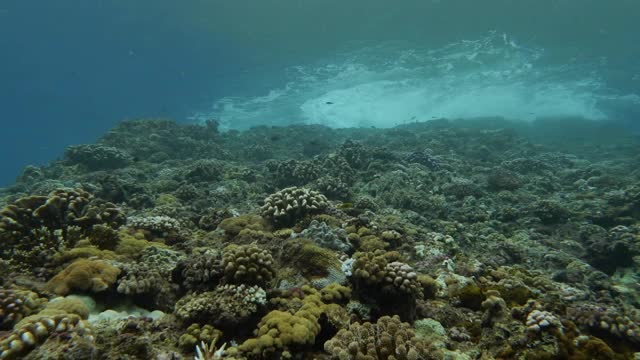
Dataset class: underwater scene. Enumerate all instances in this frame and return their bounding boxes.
[1,0,640,359]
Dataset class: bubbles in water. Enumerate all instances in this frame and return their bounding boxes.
[191,31,638,130]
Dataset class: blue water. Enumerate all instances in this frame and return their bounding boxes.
[2,0,639,185]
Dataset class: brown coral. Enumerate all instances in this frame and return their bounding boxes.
[0,189,125,268]
[0,289,45,329]
[45,259,120,295]
[324,315,433,360]
[260,187,329,226]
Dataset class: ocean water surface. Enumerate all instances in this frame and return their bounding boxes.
[1,0,639,184]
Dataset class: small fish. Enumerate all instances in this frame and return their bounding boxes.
[325,101,334,105]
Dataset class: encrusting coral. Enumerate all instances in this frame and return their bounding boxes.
[44,259,120,296]
[291,219,351,252]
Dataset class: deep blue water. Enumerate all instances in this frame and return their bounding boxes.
[0,0,270,185]
[1,0,639,186]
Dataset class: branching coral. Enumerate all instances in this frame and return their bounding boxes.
[0,289,45,330]
[115,246,183,310]
[0,313,93,359]
[260,187,329,226]
[222,244,276,287]
[0,189,125,268]
[324,315,433,360]
[175,252,222,291]
[174,284,266,329]
[235,287,325,357]
[568,303,640,344]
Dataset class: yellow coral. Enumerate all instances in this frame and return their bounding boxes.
[45,259,120,295]
[294,242,341,278]
[237,287,325,356]
[43,296,90,319]
[320,283,352,303]
[218,215,271,237]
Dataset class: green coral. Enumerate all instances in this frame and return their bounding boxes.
[178,324,222,352]
[222,244,276,287]
[236,288,324,357]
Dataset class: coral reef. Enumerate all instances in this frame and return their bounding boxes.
[64,144,133,170]
[0,118,639,359]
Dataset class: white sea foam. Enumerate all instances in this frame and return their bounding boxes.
[191,32,638,130]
